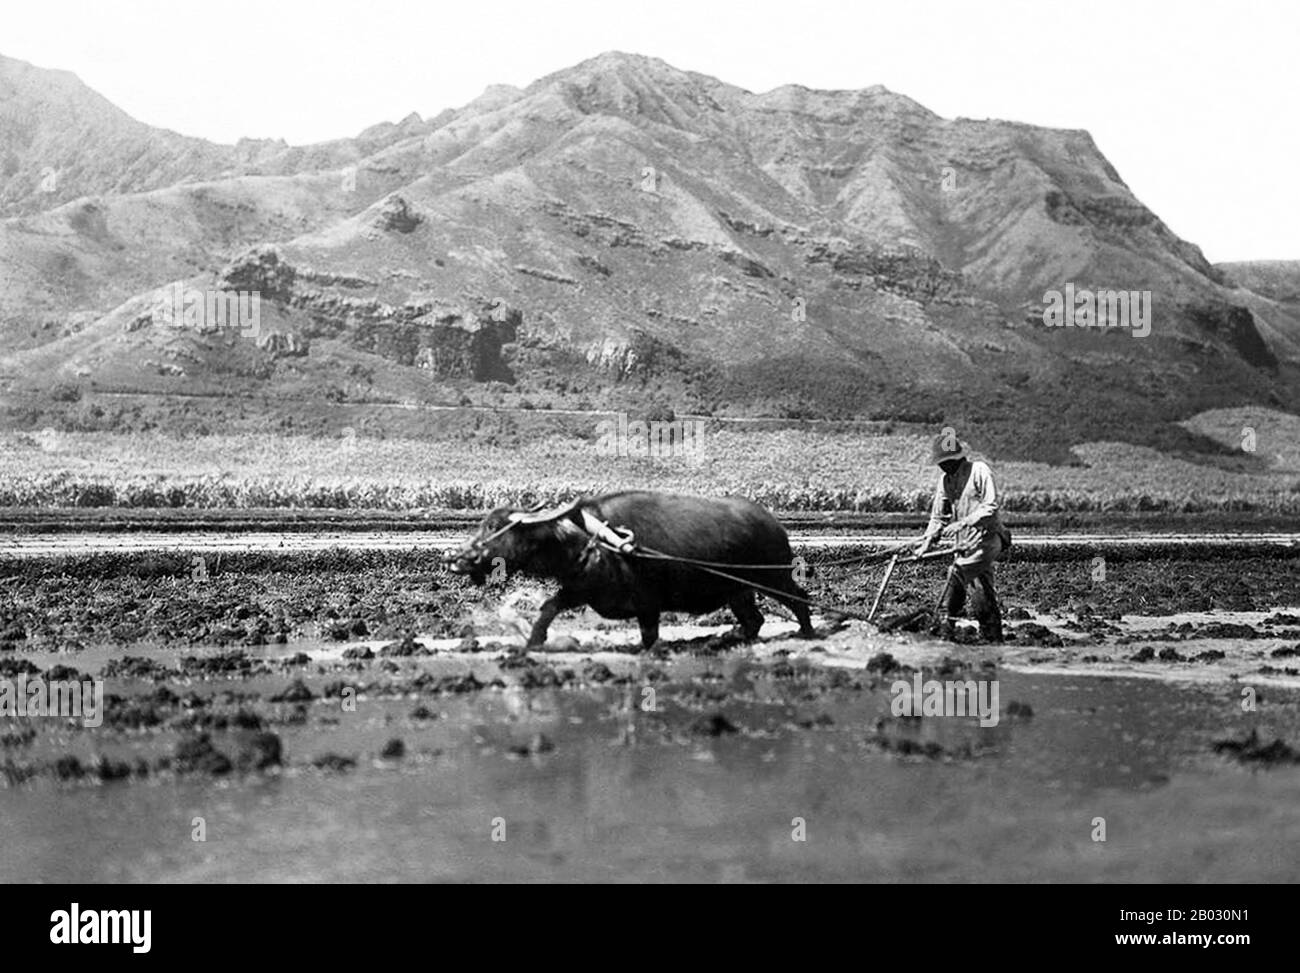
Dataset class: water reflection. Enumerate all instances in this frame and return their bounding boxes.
[2,662,1298,882]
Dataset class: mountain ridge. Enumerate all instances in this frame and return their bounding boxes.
[1,50,1296,463]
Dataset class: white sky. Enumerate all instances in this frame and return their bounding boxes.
[5,0,1297,261]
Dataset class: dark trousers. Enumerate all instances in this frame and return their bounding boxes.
[938,563,1003,640]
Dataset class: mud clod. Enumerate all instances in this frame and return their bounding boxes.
[174,733,233,775]
[312,753,357,772]
[877,609,931,633]
[865,723,988,761]
[509,733,555,756]
[581,661,623,684]
[0,658,40,678]
[823,668,863,690]
[1212,729,1300,766]
[1263,613,1300,626]
[54,755,86,780]
[180,650,264,678]
[795,713,835,729]
[692,712,739,736]
[102,694,168,731]
[1,759,38,786]
[870,734,945,759]
[866,652,901,673]
[379,633,422,657]
[434,672,500,694]
[498,651,535,670]
[327,619,370,641]
[270,679,315,703]
[1198,622,1258,640]
[1,724,37,747]
[1010,623,1064,648]
[102,656,172,680]
[95,756,134,781]
[236,731,283,771]
[322,680,358,699]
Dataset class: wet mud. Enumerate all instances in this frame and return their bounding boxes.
[3,545,1300,881]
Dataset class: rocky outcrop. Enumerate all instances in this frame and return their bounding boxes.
[256,331,308,357]
[513,265,578,285]
[372,194,422,233]
[1183,302,1277,369]
[408,319,517,381]
[220,247,297,303]
[1044,189,1157,230]
[804,241,967,303]
[545,203,662,250]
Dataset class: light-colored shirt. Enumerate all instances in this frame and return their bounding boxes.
[923,459,1005,567]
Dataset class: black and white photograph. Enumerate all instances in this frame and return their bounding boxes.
[0,0,1294,919]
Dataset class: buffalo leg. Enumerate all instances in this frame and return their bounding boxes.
[636,611,661,652]
[728,591,764,640]
[526,589,580,649]
[775,581,817,638]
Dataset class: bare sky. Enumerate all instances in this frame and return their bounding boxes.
[6,0,1296,261]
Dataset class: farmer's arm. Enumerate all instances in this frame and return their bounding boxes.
[916,475,948,553]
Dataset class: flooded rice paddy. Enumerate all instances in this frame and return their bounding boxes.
[2,536,1300,882]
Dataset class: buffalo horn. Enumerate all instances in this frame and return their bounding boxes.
[506,499,582,525]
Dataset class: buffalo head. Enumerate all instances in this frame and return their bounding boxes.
[444,500,582,585]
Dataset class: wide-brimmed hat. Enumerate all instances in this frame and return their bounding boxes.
[930,432,967,465]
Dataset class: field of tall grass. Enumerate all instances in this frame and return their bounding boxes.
[2,422,1299,513]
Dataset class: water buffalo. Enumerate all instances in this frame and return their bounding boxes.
[445,490,817,650]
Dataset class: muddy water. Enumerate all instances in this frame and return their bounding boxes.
[4,632,1299,883]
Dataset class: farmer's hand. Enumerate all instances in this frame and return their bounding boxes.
[940,521,965,541]
[913,536,933,557]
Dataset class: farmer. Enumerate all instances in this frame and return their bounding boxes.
[914,430,1010,642]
